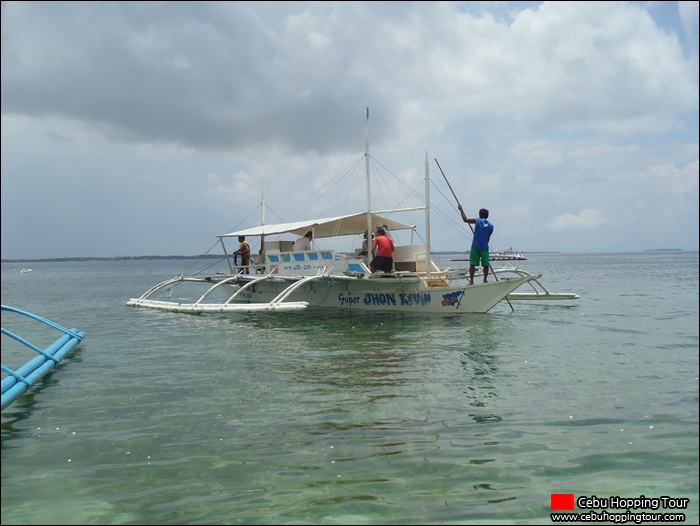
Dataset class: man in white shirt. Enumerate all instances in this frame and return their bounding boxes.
[292,231,313,251]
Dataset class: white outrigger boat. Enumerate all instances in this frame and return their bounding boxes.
[490,248,527,261]
[128,117,578,315]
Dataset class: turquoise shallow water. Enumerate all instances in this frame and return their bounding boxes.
[2,252,698,525]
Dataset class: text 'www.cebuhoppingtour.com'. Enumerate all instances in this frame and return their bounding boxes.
[550,494,689,524]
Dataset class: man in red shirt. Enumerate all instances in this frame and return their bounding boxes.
[370,227,395,273]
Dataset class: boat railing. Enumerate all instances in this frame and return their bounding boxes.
[2,305,86,411]
[264,248,337,276]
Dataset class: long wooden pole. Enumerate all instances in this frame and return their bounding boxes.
[434,158,463,213]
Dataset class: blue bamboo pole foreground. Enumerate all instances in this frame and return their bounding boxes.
[1,305,86,411]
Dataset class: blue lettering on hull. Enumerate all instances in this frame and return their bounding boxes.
[363,293,398,306]
[338,293,361,306]
[337,292,434,308]
[399,293,431,306]
[364,292,432,307]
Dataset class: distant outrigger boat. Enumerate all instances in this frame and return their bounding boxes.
[449,247,526,262]
[128,113,577,315]
[490,248,527,261]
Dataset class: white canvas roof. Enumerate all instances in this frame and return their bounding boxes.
[221,211,416,240]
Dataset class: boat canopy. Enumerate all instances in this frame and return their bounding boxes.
[221,211,416,241]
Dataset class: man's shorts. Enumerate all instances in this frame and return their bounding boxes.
[370,256,393,273]
[469,248,490,267]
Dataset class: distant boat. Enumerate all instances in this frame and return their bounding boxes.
[490,248,527,261]
[20,268,32,273]
[450,247,527,262]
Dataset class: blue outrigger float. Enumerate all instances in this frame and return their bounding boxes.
[1,305,86,411]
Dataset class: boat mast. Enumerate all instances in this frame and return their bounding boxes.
[261,182,266,225]
[425,152,431,277]
[260,182,266,256]
[365,108,373,256]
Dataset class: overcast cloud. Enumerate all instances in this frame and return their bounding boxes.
[2,1,698,259]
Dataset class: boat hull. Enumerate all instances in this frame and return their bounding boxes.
[219,272,536,314]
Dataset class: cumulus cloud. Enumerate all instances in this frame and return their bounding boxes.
[547,209,606,231]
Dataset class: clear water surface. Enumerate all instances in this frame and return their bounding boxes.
[1,252,698,525]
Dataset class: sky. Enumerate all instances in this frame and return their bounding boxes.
[2,1,698,260]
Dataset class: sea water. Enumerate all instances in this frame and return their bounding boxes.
[1,252,698,525]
